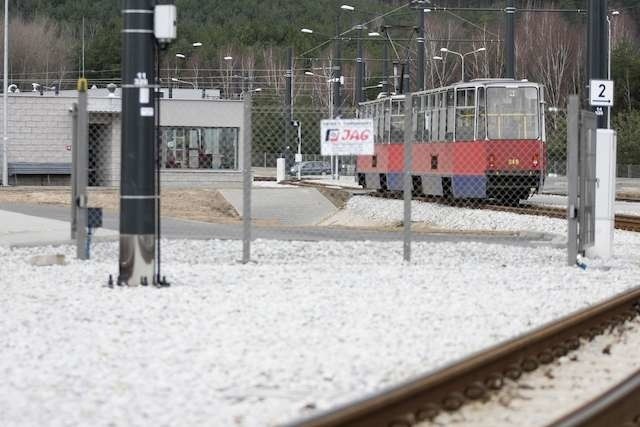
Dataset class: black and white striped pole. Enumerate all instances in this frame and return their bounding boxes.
[118,0,175,287]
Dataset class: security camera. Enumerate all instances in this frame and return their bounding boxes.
[291,120,300,127]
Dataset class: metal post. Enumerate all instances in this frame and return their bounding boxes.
[567,95,579,266]
[76,80,89,260]
[119,0,157,286]
[355,24,364,103]
[587,0,608,129]
[242,95,252,264]
[333,17,341,118]
[71,103,78,239]
[403,93,413,262]
[2,0,8,187]
[285,47,292,163]
[607,16,611,129]
[417,7,425,91]
[382,32,389,96]
[505,0,516,79]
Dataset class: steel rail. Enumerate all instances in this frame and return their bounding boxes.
[286,181,640,232]
[285,287,640,427]
[548,368,640,427]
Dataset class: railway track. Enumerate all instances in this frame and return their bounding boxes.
[484,204,640,232]
[286,287,640,427]
[286,180,640,232]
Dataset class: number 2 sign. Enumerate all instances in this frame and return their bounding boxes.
[589,79,614,107]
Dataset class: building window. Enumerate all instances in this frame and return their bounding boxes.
[161,127,239,170]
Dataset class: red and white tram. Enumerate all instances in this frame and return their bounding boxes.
[356,79,546,203]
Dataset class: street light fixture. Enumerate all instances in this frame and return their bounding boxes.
[301,28,314,34]
[192,42,203,47]
[175,53,186,59]
[439,47,486,81]
[340,4,355,11]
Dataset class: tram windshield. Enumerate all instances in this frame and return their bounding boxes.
[486,87,539,140]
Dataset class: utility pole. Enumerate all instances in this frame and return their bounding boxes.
[382,28,390,96]
[587,0,608,129]
[402,62,410,94]
[119,0,157,286]
[505,0,516,79]
[417,6,425,91]
[355,24,364,103]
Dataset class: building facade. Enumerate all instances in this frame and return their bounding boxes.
[0,88,245,188]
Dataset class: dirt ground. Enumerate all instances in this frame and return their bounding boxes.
[0,187,240,224]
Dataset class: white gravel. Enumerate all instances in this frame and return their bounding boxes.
[2,196,640,426]
[339,195,566,235]
[422,317,640,426]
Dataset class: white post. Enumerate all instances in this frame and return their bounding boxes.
[276,157,286,183]
[2,0,8,186]
[586,129,617,259]
[607,16,611,129]
[296,124,302,181]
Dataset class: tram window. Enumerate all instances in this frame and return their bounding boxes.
[486,87,539,140]
[446,89,455,141]
[477,87,487,140]
[424,111,431,141]
[456,88,475,140]
[438,92,447,141]
[431,108,439,142]
[415,108,423,142]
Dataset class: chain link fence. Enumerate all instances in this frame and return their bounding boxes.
[240,86,639,263]
[0,87,638,265]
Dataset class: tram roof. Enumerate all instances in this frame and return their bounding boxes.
[359,78,541,106]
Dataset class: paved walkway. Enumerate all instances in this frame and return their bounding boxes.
[0,209,116,247]
[220,187,338,226]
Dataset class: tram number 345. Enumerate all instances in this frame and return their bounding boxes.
[326,129,371,143]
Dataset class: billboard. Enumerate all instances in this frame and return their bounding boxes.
[320,119,374,156]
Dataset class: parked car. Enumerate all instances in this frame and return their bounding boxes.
[290,161,332,176]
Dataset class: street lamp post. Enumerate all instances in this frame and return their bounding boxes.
[224,56,233,99]
[439,47,486,82]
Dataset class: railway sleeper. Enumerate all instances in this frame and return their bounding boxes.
[414,403,440,422]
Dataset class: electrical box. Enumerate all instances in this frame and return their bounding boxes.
[154,5,177,44]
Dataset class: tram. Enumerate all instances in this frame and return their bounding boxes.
[356,79,546,204]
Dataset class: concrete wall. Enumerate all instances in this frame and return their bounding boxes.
[0,93,244,188]
[2,96,74,164]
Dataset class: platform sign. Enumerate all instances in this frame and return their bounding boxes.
[320,119,374,156]
[589,79,614,107]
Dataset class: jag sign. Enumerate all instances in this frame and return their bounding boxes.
[320,119,375,156]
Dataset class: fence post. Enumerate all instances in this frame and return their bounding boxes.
[70,103,78,240]
[76,79,89,260]
[567,95,579,266]
[242,95,252,264]
[403,93,413,262]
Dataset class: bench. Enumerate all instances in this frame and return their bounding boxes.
[8,162,72,185]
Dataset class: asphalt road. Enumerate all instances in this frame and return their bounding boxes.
[0,202,552,246]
